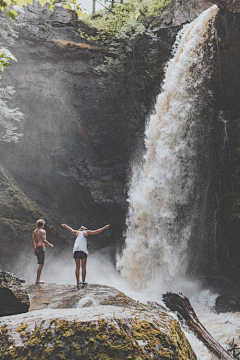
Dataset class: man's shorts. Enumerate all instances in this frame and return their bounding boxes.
[36,246,45,264]
[73,251,87,259]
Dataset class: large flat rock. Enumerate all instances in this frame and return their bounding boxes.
[26,283,141,311]
[0,283,196,360]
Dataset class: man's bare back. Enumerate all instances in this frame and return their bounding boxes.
[33,228,46,248]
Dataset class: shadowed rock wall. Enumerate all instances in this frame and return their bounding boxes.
[0,4,177,269]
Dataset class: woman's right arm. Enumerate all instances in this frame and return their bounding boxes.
[61,224,78,236]
[86,224,110,236]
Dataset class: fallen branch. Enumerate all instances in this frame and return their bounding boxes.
[162,292,234,360]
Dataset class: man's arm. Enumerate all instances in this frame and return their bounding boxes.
[41,230,54,248]
[61,224,78,236]
[86,224,110,236]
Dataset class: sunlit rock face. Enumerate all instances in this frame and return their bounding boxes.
[170,0,214,25]
[155,0,240,28]
[0,270,29,316]
[0,283,196,360]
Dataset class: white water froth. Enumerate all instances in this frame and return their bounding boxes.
[14,249,240,360]
[117,5,219,294]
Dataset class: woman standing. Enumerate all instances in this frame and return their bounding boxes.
[61,223,110,286]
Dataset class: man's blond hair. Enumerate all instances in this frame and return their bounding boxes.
[36,219,45,228]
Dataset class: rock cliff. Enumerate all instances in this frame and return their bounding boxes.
[0,3,177,269]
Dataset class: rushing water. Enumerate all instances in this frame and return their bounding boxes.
[117,5,219,294]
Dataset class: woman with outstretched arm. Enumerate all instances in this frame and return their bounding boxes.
[61,223,110,287]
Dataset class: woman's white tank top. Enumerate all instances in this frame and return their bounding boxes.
[73,231,88,254]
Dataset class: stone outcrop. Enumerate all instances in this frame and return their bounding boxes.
[26,283,139,311]
[0,270,29,316]
[169,0,214,25]
[0,165,67,270]
[215,293,240,313]
[0,283,196,360]
[213,0,240,12]
[153,0,240,28]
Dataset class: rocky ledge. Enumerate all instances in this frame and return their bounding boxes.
[0,270,29,317]
[0,283,196,360]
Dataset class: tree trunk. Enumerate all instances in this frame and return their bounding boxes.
[162,292,234,360]
[92,0,96,14]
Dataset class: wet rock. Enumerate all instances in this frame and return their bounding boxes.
[0,165,66,270]
[26,283,140,310]
[215,293,240,313]
[170,0,213,26]
[0,270,30,317]
[0,283,196,360]
[212,0,240,13]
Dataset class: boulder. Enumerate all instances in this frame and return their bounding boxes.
[0,283,196,360]
[212,0,240,12]
[215,293,240,313]
[25,283,140,311]
[0,270,30,317]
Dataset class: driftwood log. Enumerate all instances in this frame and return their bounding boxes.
[162,292,234,360]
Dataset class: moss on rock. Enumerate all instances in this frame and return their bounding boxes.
[0,315,196,360]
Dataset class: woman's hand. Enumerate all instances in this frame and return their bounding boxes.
[105,224,110,229]
[61,224,67,228]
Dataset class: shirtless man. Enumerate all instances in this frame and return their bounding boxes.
[32,219,54,284]
[61,223,110,287]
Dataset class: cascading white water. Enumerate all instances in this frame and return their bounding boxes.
[117,6,219,292]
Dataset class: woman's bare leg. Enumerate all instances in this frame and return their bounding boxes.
[75,259,80,284]
[81,258,87,283]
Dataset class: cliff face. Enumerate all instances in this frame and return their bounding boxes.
[0,4,177,268]
[208,11,240,287]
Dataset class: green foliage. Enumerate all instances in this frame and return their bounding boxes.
[79,0,171,45]
[138,0,171,20]
[0,0,86,18]
[0,48,16,74]
[62,0,87,18]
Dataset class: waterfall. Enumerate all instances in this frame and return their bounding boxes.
[117,6,219,293]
